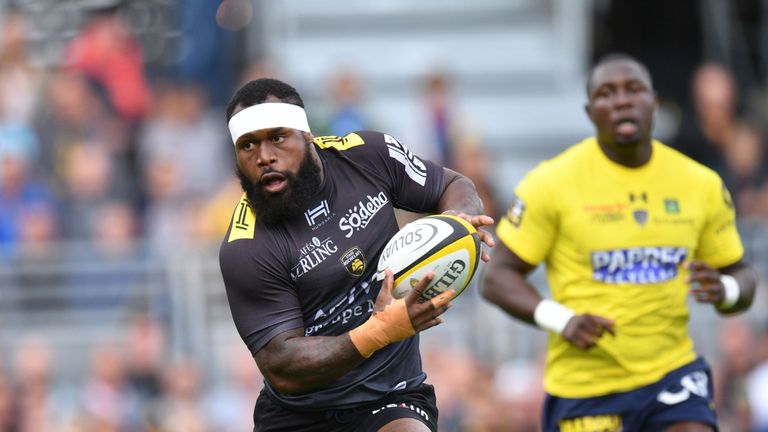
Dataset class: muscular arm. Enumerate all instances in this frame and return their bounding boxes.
[481,241,615,349]
[255,328,366,395]
[479,241,540,324]
[254,271,452,395]
[437,168,496,260]
[437,168,485,216]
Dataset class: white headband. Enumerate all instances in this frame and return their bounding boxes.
[228,102,311,144]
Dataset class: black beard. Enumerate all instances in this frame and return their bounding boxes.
[236,145,322,226]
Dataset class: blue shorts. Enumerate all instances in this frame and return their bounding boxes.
[542,357,717,432]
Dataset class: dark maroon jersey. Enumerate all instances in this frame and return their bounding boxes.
[219,131,445,410]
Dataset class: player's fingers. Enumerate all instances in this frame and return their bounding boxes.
[692,281,722,303]
[374,269,395,310]
[405,271,435,305]
[477,230,496,248]
[430,289,455,309]
[472,215,495,227]
[481,251,491,263]
[414,317,444,332]
[573,333,596,349]
[684,259,706,271]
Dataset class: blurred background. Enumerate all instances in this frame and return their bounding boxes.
[0,0,766,430]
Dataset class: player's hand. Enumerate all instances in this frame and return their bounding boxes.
[685,260,724,304]
[441,211,496,262]
[375,269,453,333]
[562,314,615,349]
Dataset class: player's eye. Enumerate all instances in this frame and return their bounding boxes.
[272,135,286,144]
[241,141,256,151]
[594,88,611,99]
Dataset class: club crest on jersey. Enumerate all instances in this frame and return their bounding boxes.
[629,191,648,226]
[633,209,648,226]
[591,246,688,284]
[340,246,366,277]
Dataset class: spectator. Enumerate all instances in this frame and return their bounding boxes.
[322,69,372,136]
[63,6,151,122]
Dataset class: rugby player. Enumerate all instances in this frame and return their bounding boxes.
[481,53,757,431]
[219,78,494,431]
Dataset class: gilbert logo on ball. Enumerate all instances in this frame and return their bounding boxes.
[377,214,481,302]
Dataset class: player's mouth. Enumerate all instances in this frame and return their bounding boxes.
[614,118,639,137]
[260,172,288,193]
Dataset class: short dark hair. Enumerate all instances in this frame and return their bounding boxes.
[226,78,305,121]
[586,52,653,97]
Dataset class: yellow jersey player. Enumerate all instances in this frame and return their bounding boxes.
[481,53,758,432]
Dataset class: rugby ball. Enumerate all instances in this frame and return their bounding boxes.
[376,214,481,302]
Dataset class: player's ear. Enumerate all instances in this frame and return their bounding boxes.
[584,103,593,122]
[303,131,314,144]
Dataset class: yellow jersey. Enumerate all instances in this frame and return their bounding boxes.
[496,137,744,398]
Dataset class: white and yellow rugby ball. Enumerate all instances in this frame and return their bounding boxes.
[376,214,481,302]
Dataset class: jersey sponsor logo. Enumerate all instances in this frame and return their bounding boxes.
[384,134,427,186]
[657,371,709,405]
[591,246,688,284]
[227,194,256,242]
[583,202,628,224]
[313,133,365,151]
[371,402,430,421]
[664,198,680,214]
[340,246,366,277]
[559,414,622,432]
[291,237,338,281]
[339,192,389,238]
[304,199,334,229]
[507,194,525,227]
[306,274,376,335]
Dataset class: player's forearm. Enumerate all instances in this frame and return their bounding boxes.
[480,264,541,325]
[258,332,366,395]
[437,170,484,215]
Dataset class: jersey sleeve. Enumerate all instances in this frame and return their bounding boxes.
[349,131,444,213]
[219,231,305,356]
[496,165,558,266]
[694,176,744,268]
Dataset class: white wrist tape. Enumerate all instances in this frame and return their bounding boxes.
[533,299,575,335]
[228,103,311,144]
[717,274,740,309]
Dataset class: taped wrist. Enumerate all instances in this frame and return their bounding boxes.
[717,274,740,309]
[533,299,575,335]
[349,298,415,358]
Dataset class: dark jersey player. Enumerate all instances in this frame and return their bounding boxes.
[218,78,494,432]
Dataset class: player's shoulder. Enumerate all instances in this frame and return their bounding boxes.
[312,130,392,155]
[654,140,723,185]
[523,137,595,184]
[219,193,272,258]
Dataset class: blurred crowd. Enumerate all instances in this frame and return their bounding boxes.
[0,4,767,432]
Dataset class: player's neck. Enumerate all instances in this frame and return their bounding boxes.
[598,139,652,168]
